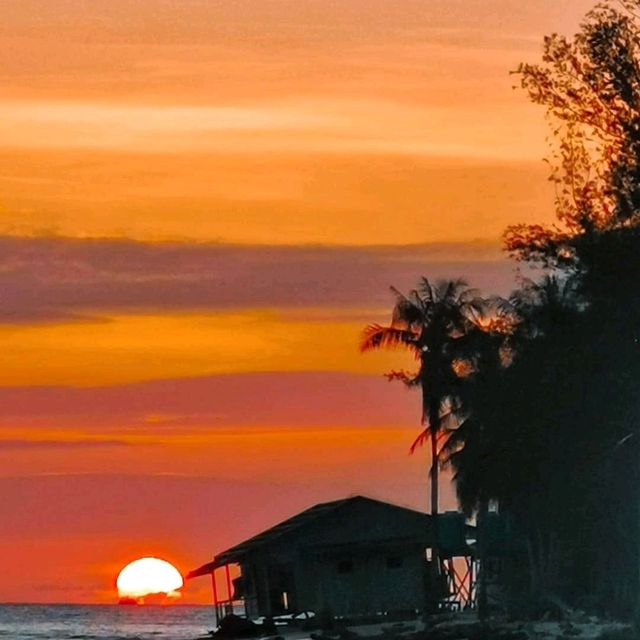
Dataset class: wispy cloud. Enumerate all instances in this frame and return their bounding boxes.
[0,438,132,450]
[0,97,549,161]
[0,235,514,324]
[0,101,341,152]
[0,371,419,429]
[0,149,554,246]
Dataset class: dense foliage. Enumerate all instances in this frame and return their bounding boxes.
[364,0,640,619]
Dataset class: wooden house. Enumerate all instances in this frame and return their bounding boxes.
[188,495,473,618]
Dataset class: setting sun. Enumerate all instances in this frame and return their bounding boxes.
[116,557,184,603]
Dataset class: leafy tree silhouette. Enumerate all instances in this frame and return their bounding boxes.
[364,0,640,619]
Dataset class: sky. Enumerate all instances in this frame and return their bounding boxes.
[0,0,594,604]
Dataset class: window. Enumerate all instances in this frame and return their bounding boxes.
[337,559,354,573]
[386,556,403,569]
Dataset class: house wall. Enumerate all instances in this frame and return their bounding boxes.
[241,561,264,618]
[295,547,428,616]
[241,556,299,617]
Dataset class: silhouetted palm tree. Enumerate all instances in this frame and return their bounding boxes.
[361,278,482,524]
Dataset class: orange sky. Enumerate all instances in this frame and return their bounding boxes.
[0,0,593,605]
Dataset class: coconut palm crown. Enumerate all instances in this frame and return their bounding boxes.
[360,277,484,520]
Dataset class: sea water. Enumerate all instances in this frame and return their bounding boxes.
[0,604,217,640]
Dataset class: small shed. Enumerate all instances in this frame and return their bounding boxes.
[188,495,470,618]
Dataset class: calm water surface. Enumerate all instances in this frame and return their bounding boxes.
[0,604,218,640]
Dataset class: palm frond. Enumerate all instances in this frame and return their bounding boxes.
[418,277,435,303]
[441,278,469,303]
[384,369,420,386]
[439,417,478,463]
[359,324,419,353]
[409,428,429,454]
[487,294,518,317]
[409,427,449,455]
[390,287,424,327]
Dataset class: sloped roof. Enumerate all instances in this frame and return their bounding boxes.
[187,495,432,579]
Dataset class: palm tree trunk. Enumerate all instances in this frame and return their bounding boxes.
[428,399,441,609]
[427,396,440,518]
[430,426,439,518]
[477,500,489,621]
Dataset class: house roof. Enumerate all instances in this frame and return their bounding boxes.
[187,495,435,579]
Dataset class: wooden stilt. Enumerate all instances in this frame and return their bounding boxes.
[225,564,233,614]
[212,568,220,622]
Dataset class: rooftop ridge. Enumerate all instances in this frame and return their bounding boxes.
[187,495,432,579]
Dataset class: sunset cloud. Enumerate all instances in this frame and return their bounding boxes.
[0,101,341,152]
[0,310,417,385]
[0,98,547,161]
[0,235,515,324]
[0,151,555,245]
[0,439,132,450]
[0,372,419,429]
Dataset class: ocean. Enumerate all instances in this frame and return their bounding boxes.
[0,604,218,640]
